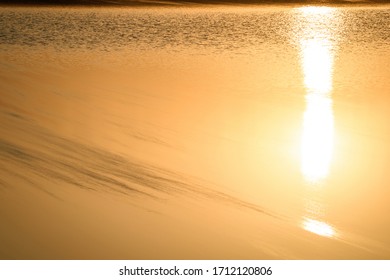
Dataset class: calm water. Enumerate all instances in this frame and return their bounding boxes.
[0,5,390,259]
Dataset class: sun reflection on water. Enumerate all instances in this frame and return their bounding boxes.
[298,7,338,238]
[299,6,334,14]
[300,38,334,183]
[303,218,335,238]
[298,5,336,184]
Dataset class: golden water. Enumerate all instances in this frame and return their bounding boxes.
[1,5,390,259]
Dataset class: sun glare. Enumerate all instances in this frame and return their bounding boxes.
[297,6,337,183]
[302,39,333,95]
[303,218,336,238]
[297,7,340,238]
[300,38,334,183]
[298,6,334,16]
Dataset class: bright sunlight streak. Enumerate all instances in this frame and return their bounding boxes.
[303,218,336,238]
[298,7,340,239]
[298,6,334,16]
[302,39,333,95]
[300,38,334,183]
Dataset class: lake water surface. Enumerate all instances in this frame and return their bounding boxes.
[0,5,390,259]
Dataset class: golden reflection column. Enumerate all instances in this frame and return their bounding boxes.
[298,7,338,238]
[300,38,334,183]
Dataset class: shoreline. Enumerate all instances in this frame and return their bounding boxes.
[1,1,390,8]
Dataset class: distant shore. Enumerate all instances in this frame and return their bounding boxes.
[1,0,389,8]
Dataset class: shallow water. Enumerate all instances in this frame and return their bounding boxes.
[0,5,390,259]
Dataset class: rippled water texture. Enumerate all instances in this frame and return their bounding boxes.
[0,5,390,259]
